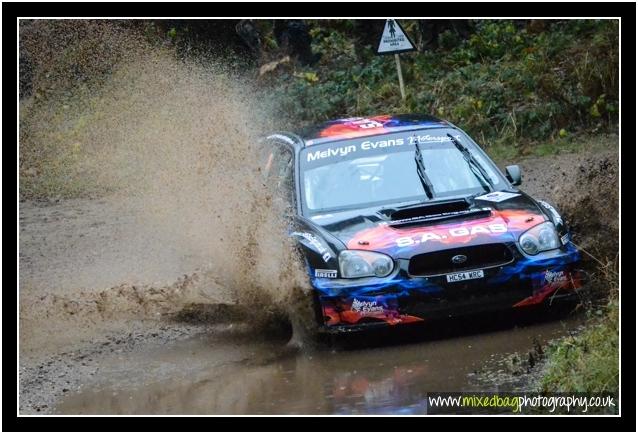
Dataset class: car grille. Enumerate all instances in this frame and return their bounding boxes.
[408,243,514,276]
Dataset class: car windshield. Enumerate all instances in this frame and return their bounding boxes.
[300,128,507,214]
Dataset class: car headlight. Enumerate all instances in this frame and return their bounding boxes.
[339,250,394,278]
[519,221,561,255]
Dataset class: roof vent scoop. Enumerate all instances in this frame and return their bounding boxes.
[390,199,470,221]
[386,198,490,228]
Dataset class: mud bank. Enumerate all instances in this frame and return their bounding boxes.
[513,144,619,264]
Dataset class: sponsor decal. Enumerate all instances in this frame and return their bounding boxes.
[515,268,580,307]
[538,200,564,226]
[351,298,384,314]
[347,209,542,252]
[544,269,568,285]
[315,269,338,278]
[306,145,357,161]
[293,232,333,262]
[408,134,461,144]
[306,133,463,163]
[322,296,424,326]
[475,191,521,203]
[361,134,463,152]
[360,137,405,150]
[395,223,507,247]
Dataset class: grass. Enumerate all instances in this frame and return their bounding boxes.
[532,216,619,414]
[537,252,619,412]
[539,293,618,396]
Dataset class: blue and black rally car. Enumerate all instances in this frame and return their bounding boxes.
[261,114,584,332]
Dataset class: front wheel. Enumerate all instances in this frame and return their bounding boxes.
[286,286,321,348]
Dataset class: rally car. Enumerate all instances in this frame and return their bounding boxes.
[261,114,584,332]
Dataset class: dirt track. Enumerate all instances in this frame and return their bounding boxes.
[511,146,619,263]
[18,146,619,414]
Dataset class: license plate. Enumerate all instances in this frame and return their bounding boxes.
[446,269,484,283]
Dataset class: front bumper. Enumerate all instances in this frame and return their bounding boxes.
[312,245,584,332]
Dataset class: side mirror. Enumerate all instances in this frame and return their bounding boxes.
[505,165,522,186]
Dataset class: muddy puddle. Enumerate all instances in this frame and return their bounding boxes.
[55,311,583,415]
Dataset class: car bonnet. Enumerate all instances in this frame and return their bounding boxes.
[307,193,546,259]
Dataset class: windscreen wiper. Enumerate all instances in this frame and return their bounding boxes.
[447,133,494,192]
[413,138,435,200]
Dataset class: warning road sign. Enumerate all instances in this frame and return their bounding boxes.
[376,19,416,55]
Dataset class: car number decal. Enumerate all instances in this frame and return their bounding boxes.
[475,191,521,202]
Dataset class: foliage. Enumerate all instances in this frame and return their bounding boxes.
[265,19,618,155]
[19,19,619,199]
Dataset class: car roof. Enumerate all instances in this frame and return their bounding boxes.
[299,114,451,146]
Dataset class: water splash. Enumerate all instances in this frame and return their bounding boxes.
[19,20,314,353]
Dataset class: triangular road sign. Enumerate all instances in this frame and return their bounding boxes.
[377,19,416,55]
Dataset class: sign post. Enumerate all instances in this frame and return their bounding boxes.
[394,53,406,100]
[376,19,416,101]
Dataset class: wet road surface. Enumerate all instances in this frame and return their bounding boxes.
[55,310,582,415]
